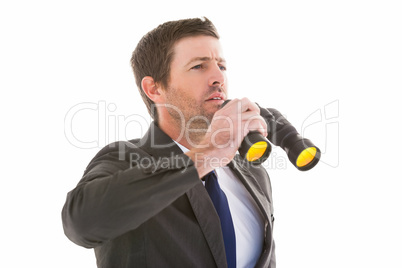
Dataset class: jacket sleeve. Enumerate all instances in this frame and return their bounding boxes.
[61,143,200,248]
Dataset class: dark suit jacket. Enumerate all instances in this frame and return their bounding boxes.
[62,122,275,267]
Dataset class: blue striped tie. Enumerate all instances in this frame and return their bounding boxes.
[204,171,237,268]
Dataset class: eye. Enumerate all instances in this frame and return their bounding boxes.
[219,65,227,71]
[191,64,202,70]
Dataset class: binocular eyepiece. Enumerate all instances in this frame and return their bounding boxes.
[222,100,321,171]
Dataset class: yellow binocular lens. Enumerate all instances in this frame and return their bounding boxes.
[296,147,317,168]
[246,141,269,162]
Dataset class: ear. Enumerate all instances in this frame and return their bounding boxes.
[141,76,163,102]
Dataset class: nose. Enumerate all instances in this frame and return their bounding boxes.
[208,64,225,88]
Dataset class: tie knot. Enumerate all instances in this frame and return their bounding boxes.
[202,170,218,182]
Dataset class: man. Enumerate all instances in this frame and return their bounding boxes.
[62,17,275,268]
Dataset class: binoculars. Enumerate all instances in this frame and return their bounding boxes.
[222,100,321,171]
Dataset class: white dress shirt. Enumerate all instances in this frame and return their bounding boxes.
[174,142,265,268]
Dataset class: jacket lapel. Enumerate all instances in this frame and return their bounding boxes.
[229,158,272,223]
[228,157,274,260]
[186,185,228,268]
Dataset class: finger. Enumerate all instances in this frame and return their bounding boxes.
[240,110,262,121]
[239,97,260,113]
[241,114,268,137]
[220,98,259,114]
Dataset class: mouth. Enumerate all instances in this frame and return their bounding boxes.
[205,92,226,103]
[207,97,223,101]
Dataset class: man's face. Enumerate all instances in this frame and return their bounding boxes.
[161,35,228,128]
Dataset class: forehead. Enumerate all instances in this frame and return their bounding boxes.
[172,35,224,65]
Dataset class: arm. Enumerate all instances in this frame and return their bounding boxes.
[62,145,199,248]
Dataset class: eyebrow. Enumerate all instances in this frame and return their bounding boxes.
[185,56,226,67]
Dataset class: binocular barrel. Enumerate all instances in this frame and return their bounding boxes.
[260,106,321,171]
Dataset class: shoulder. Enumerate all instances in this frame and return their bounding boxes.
[82,139,149,176]
[91,139,142,161]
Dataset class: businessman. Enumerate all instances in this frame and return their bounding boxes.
[62,17,276,268]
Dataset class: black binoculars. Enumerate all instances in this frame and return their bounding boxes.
[222,100,321,171]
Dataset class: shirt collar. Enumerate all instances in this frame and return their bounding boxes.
[173,140,190,153]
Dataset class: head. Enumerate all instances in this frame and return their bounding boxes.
[131,17,220,122]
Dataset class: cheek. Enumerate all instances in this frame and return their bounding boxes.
[169,73,208,103]
[182,82,206,101]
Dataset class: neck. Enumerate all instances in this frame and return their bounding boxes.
[157,116,208,150]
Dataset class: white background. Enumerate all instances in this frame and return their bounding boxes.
[1,0,401,267]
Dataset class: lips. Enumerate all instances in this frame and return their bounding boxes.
[206,92,225,101]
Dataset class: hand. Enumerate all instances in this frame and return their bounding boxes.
[186,98,267,178]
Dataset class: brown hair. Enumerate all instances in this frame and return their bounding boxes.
[130,17,220,121]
